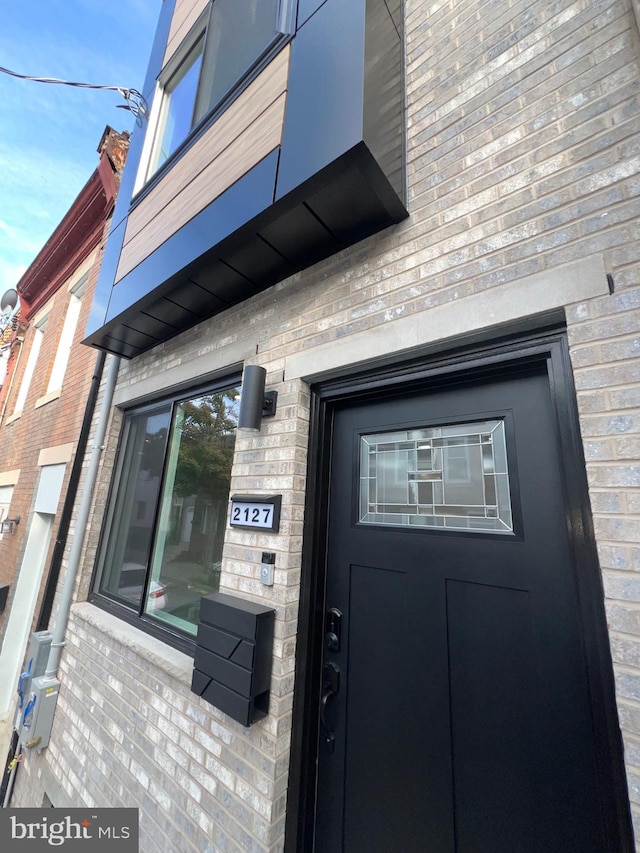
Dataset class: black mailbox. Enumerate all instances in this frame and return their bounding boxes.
[0,583,9,613]
[191,592,275,727]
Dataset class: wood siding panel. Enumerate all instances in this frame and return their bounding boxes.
[117,95,286,280]
[164,0,209,67]
[116,47,290,283]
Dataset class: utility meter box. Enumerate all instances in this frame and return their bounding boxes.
[15,631,53,733]
[24,632,52,684]
[19,676,60,752]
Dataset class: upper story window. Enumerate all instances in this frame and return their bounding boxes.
[91,377,240,653]
[13,314,48,416]
[144,0,289,181]
[46,272,88,396]
[154,34,205,170]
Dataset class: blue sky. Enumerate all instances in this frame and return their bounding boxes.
[0,0,160,293]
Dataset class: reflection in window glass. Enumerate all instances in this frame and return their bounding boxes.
[144,390,238,634]
[155,36,204,169]
[195,0,280,123]
[359,420,513,533]
[101,405,172,608]
[149,0,282,177]
[99,387,239,636]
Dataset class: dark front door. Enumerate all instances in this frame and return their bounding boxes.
[314,365,608,852]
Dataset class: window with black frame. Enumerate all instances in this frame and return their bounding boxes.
[149,0,288,177]
[95,382,240,644]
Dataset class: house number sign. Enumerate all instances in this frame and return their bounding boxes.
[229,494,282,533]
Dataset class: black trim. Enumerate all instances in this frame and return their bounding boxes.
[135,1,298,206]
[85,0,407,358]
[285,324,633,852]
[85,143,407,358]
[88,370,242,657]
[547,338,634,849]
[90,584,199,658]
[87,591,198,657]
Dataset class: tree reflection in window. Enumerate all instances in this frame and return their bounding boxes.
[144,388,239,635]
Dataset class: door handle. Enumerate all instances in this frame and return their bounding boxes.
[320,662,340,753]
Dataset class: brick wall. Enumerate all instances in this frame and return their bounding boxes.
[0,246,101,641]
[14,0,640,849]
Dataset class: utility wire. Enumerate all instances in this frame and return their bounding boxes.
[0,65,147,122]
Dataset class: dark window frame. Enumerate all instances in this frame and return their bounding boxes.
[89,371,241,656]
[142,0,297,187]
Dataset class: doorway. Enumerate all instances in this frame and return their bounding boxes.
[289,332,632,852]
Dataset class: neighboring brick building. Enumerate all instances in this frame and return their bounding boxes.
[0,127,128,723]
[10,2,640,851]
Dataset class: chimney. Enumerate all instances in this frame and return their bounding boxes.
[97,125,131,177]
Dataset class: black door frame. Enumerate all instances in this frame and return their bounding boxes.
[284,324,633,853]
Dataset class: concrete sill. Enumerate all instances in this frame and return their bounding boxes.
[70,601,193,685]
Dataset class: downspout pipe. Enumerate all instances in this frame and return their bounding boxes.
[1,350,106,807]
[45,353,120,679]
[36,350,107,631]
[3,353,120,807]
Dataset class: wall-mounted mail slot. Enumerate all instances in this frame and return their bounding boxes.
[191,592,275,727]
